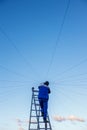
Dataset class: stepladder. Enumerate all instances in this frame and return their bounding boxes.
[28,87,52,130]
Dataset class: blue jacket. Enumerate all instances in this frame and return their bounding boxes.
[38,85,51,100]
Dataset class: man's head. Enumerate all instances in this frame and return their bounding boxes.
[44,81,49,86]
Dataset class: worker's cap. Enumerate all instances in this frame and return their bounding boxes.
[44,81,49,86]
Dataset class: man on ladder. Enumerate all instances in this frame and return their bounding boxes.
[38,81,51,122]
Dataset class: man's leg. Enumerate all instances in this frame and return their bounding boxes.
[39,99,44,116]
[43,99,48,121]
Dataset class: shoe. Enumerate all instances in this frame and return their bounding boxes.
[43,117,47,122]
[41,112,44,116]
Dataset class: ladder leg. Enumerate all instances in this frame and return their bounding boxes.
[45,122,47,130]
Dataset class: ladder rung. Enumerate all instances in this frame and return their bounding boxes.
[33,95,38,97]
[29,129,51,130]
[31,109,41,111]
[34,97,38,99]
[31,116,42,117]
[29,128,37,130]
[32,103,39,105]
[33,90,39,92]
[38,121,50,123]
[35,99,39,102]
[30,116,38,117]
[33,99,38,101]
[29,122,37,124]
[30,121,50,124]
[40,127,50,130]
[34,95,38,97]
[35,104,39,106]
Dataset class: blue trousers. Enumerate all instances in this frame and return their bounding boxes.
[39,98,48,119]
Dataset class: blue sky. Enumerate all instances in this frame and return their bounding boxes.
[0,0,87,130]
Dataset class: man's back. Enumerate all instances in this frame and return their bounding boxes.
[38,85,50,100]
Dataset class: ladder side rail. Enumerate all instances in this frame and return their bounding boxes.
[33,88,40,130]
[38,105,41,129]
[47,114,52,130]
[28,90,34,130]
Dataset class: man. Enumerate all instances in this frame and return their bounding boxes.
[38,81,51,121]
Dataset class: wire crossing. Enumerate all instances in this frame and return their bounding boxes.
[46,0,71,78]
[28,87,52,130]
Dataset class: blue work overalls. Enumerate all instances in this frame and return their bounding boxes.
[38,85,51,120]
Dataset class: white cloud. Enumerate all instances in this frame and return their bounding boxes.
[53,115,66,122]
[67,115,85,122]
[19,127,25,130]
[53,115,86,122]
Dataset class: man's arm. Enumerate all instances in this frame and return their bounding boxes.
[48,87,51,94]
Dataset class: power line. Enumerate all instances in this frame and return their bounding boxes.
[0,85,29,89]
[53,81,87,86]
[0,25,39,78]
[53,86,79,104]
[46,0,70,78]
[58,86,87,97]
[57,78,87,84]
[54,71,87,83]
[0,79,33,83]
[0,64,26,78]
[54,57,87,82]
[53,86,87,107]
[63,85,87,91]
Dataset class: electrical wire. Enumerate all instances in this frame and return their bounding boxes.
[0,25,39,78]
[53,87,79,104]
[54,83,87,87]
[0,79,33,83]
[46,0,70,78]
[0,85,29,89]
[0,79,40,84]
[54,77,87,86]
[0,86,28,95]
[53,86,87,107]
[54,72,87,83]
[0,64,26,78]
[54,57,87,82]
[58,86,87,97]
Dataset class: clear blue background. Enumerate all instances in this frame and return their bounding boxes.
[0,0,87,130]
